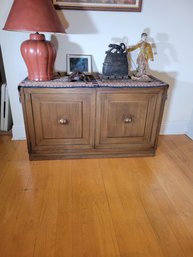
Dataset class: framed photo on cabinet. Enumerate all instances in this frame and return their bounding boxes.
[67,54,92,74]
[53,0,142,12]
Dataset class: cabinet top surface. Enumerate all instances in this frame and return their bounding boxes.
[18,74,168,90]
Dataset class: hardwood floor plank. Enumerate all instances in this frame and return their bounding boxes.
[0,135,28,162]
[160,135,193,183]
[71,159,120,257]
[31,161,60,257]
[0,161,32,221]
[0,134,193,257]
[99,158,166,257]
[0,161,42,257]
[145,142,193,238]
[133,158,190,257]
[144,137,193,257]
[54,160,73,257]
[0,190,25,257]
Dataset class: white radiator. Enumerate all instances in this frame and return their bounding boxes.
[0,84,12,131]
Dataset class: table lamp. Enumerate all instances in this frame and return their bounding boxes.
[3,0,65,81]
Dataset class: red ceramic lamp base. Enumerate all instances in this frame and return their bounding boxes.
[21,33,56,81]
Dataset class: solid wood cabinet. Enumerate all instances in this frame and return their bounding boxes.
[20,80,168,160]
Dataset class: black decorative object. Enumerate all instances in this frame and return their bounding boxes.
[102,43,128,77]
[68,71,91,82]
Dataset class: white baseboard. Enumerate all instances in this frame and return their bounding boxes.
[186,110,193,140]
[186,124,193,140]
[160,120,189,135]
[186,131,193,140]
[12,124,26,140]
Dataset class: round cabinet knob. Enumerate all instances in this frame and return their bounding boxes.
[124,117,132,123]
[58,118,68,125]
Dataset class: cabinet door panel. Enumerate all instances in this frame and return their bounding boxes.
[107,101,148,137]
[26,89,95,151]
[96,89,163,149]
[40,101,83,139]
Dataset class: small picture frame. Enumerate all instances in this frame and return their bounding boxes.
[67,54,92,74]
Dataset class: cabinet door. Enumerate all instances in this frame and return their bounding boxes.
[95,88,165,151]
[25,88,95,152]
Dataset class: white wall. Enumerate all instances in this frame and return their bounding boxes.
[0,0,193,139]
[0,0,27,139]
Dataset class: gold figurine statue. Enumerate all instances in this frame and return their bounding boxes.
[127,33,154,79]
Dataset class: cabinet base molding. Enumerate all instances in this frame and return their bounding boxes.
[29,150,156,161]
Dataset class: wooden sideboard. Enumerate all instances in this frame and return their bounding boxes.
[19,76,168,160]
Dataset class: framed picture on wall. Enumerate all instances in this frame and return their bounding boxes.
[67,54,92,74]
[53,0,142,12]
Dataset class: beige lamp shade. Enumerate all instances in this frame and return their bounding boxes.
[3,0,65,81]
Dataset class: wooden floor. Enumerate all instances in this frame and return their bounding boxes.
[0,135,193,257]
